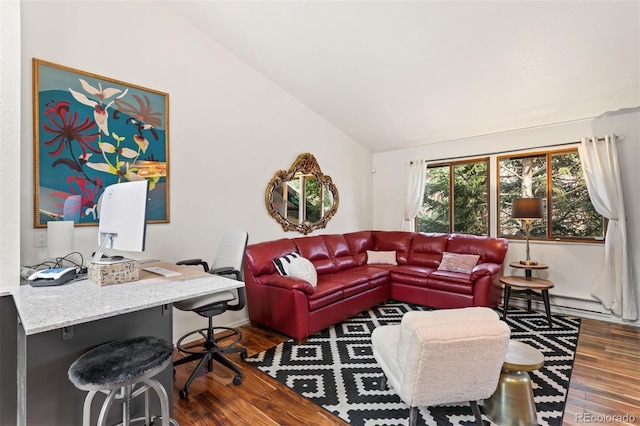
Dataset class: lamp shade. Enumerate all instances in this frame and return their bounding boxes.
[511,198,544,219]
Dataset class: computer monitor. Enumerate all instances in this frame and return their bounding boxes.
[92,180,149,264]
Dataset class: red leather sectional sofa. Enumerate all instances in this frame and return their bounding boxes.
[243,231,508,342]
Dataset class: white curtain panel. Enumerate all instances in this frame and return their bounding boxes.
[578,136,637,320]
[402,159,426,232]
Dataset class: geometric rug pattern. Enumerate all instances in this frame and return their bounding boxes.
[245,301,581,425]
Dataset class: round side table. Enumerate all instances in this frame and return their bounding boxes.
[509,261,549,279]
[502,262,554,327]
[484,340,544,426]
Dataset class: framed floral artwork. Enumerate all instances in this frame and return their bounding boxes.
[33,58,169,228]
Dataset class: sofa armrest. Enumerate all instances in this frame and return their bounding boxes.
[470,263,501,280]
[261,275,315,295]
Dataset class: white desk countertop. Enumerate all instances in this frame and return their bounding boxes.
[10,263,243,335]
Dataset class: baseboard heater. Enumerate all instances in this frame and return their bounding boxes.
[509,293,608,316]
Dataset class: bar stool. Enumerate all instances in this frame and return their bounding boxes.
[484,340,545,426]
[68,336,176,426]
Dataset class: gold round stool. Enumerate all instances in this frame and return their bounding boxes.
[484,340,544,426]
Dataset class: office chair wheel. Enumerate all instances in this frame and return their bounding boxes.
[240,350,247,360]
[179,388,188,399]
[233,375,242,385]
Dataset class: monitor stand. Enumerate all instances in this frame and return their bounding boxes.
[91,233,131,265]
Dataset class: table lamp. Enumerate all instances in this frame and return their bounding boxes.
[511,197,544,265]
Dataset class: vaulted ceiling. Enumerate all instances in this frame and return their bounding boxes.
[167,1,640,153]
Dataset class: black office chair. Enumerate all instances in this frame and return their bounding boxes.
[173,230,248,398]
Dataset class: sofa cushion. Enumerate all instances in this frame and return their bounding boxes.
[322,234,358,271]
[407,233,449,267]
[245,239,298,276]
[293,236,337,275]
[446,233,508,264]
[273,252,300,276]
[344,231,374,265]
[319,270,368,287]
[322,234,351,257]
[437,252,480,274]
[366,250,397,265]
[259,274,315,294]
[316,268,369,297]
[426,276,474,294]
[352,265,393,280]
[428,270,475,286]
[390,272,429,287]
[307,281,345,311]
[391,264,433,278]
[372,231,414,264]
[288,257,318,286]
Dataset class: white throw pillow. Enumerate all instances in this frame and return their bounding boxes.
[273,252,300,276]
[366,250,397,265]
[437,252,480,274]
[287,257,318,287]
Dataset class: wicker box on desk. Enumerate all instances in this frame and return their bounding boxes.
[88,260,140,286]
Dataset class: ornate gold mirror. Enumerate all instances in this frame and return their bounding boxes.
[265,153,339,235]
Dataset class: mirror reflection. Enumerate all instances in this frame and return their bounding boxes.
[271,175,335,224]
[265,153,339,235]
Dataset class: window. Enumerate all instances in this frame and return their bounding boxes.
[278,175,332,224]
[498,149,604,241]
[416,158,489,235]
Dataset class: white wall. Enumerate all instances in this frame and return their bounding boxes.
[373,110,640,324]
[0,0,21,290]
[19,1,373,339]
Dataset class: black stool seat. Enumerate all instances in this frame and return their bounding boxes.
[69,336,173,391]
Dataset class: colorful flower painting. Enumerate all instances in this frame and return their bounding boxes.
[33,59,169,227]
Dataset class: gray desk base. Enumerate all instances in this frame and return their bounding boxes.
[17,305,173,426]
[1,295,18,426]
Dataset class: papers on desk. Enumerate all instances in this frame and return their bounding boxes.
[138,261,209,281]
[142,266,181,277]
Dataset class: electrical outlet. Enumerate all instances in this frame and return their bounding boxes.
[34,230,47,248]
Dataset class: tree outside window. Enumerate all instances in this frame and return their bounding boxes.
[416,159,489,235]
[498,149,604,241]
[498,154,547,238]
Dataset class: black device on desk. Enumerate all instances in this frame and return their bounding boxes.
[27,267,77,287]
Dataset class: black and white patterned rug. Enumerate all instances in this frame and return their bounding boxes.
[245,301,581,426]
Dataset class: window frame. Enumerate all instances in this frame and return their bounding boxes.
[496,147,605,244]
[416,157,491,235]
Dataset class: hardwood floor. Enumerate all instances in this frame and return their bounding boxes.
[172,317,640,426]
[563,319,640,426]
